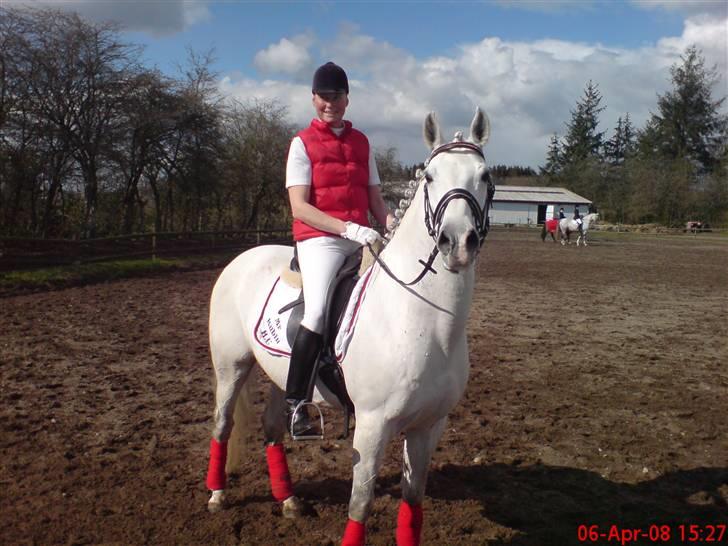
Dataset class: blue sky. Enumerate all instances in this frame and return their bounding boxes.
[127,2,687,77]
[13,1,728,168]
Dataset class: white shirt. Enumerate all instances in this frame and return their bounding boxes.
[285,126,381,188]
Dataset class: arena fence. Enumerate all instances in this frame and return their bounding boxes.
[0,229,292,272]
[490,222,727,236]
[2,224,725,272]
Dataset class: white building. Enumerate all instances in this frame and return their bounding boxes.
[490,186,592,226]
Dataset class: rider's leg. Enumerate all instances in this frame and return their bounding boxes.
[285,325,323,436]
[284,236,359,437]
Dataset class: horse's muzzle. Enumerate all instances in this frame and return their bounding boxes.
[437,227,480,271]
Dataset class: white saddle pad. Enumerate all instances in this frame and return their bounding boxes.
[252,265,377,362]
[334,265,376,362]
[253,277,299,357]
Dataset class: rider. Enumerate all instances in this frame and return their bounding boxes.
[573,205,583,234]
[558,207,565,219]
[284,61,395,438]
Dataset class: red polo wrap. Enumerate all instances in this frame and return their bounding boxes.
[293,119,370,241]
[265,443,294,502]
[205,438,227,491]
[341,518,366,546]
[396,501,423,546]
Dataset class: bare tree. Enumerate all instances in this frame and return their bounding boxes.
[6,8,142,237]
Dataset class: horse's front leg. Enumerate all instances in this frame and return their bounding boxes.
[262,383,306,518]
[206,357,254,512]
[342,413,395,546]
[397,417,447,546]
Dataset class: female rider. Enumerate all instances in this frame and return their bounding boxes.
[285,62,394,438]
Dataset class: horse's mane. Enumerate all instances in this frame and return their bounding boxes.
[384,132,467,244]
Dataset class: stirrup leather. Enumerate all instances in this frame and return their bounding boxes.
[289,400,324,441]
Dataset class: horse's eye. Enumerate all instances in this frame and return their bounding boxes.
[480,171,492,184]
[425,173,433,183]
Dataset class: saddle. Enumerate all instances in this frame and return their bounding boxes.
[279,247,362,436]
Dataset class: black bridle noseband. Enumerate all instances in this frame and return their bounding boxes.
[369,141,496,287]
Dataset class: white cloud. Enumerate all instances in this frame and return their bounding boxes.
[253,34,316,78]
[6,0,211,35]
[221,14,727,170]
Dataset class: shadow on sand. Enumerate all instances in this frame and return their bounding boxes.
[294,463,728,545]
[427,463,728,545]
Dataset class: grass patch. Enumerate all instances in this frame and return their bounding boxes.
[0,253,236,296]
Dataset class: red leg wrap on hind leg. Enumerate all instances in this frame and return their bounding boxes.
[396,501,423,546]
[265,443,294,502]
[341,519,366,546]
[206,438,227,491]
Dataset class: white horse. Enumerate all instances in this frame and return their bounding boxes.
[559,212,598,246]
[204,108,493,545]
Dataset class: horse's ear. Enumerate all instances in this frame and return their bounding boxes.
[423,111,442,150]
[469,107,490,147]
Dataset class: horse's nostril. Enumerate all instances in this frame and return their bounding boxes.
[465,230,479,252]
[437,232,452,253]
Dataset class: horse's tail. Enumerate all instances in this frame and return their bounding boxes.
[540,225,547,241]
[226,367,256,473]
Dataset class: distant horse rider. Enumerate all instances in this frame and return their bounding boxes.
[558,207,565,219]
[574,206,583,234]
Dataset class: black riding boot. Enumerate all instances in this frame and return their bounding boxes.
[285,325,323,437]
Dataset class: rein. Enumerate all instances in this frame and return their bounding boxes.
[368,141,495,287]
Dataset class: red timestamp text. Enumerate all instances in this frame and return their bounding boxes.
[577,523,727,544]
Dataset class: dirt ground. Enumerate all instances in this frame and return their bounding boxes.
[1,229,727,546]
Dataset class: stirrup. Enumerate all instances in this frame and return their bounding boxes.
[290,401,324,441]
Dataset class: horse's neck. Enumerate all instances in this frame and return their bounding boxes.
[369,186,475,329]
[378,190,436,280]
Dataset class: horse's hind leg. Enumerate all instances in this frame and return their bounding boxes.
[261,383,305,518]
[397,417,447,545]
[206,346,255,512]
[342,413,396,546]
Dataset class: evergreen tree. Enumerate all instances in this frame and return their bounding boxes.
[644,45,727,173]
[561,81,606,165]
[604,114,636,165]
[540,133,563,177]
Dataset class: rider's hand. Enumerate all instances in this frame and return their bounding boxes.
[342,222,382,246]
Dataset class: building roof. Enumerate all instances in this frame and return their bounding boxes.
[493,185,591,205]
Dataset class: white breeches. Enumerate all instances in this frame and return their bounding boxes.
[296,236,361,334]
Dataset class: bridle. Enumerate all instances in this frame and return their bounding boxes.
[369,141,495,287]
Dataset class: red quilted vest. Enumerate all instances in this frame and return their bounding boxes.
[292,119,370,241]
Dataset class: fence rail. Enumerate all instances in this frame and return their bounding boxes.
[2,223,725,272]
[0,229,292,271]
[490,222,727,236]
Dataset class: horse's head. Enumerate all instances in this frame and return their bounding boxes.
[421,108,493,272]
[583,212,598,228]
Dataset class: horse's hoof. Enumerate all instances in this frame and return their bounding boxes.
[282,495,305,519]
[208,490,226,513]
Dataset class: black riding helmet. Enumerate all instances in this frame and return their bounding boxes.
[312,62,349,94]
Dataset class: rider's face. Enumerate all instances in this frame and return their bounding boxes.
[313,92,349,127]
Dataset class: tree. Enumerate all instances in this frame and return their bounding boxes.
[2,7,143,237]
[561,81,606,166]
[540,133,563,178]
[644,45,727,174]
[604,114,636,166]
[217,98,294,230]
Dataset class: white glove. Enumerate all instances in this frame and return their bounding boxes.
[342,222,382,246]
